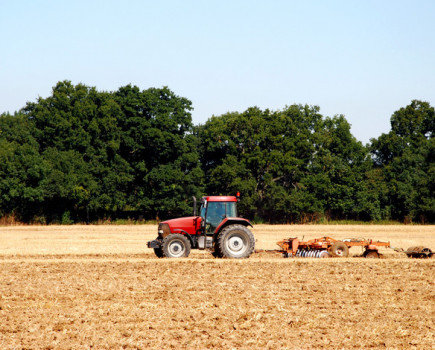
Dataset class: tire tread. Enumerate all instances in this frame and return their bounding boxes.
[215,224,255,259]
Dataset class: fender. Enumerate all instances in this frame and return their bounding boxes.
[171,228,197,247]
[214,217,253,234]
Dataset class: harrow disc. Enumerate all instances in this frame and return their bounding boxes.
[318,250,330,258]
[295,249,330,258]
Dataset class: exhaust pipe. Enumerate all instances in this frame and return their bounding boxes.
[192,196,197,216]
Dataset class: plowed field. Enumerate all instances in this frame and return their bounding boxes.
[0,225,434,349]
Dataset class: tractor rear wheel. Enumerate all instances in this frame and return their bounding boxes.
[329,242,349,257]
[215,225,255,258]
[162,234,191,258]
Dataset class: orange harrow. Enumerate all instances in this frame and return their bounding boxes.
[276,236,392,258]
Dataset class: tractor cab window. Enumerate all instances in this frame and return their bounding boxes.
[200,203,206,219]
[225,202,237,217]
[204,201,237,233]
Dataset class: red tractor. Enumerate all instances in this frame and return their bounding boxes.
[147,194,255,258]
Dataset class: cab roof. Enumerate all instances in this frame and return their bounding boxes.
[202,196,237,202]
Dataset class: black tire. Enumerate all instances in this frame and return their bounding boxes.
[162,234,191,258]
[364,250,379,259]
[215,225,255,258]
[329,242,349,257]
[152,237,164,258]
[154,248,164,258]
[420,248,433,258]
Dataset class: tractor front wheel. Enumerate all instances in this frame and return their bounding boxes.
[154,247,164,258]
[215,225,255,258]
[152,237,164,258]
[162,234,191,258]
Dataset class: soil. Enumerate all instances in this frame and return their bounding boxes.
[0,225,433,349]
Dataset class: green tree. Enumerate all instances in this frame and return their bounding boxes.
[304,115,372,220]
[20,81,132,221]
[198,105,370,222]
[0,81,203,222]
[115,85,203,219]
[370,100,434,222]
[0,112,45,221]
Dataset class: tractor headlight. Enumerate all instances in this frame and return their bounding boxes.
[158,223,171,238]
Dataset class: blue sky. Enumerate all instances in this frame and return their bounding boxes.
[1,0,434,143]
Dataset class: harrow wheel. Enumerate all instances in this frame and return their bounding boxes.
[329,242,349,258]
[364,250,380,259]
[162,234,191,258]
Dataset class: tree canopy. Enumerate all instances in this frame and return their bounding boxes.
[197,105,373,222]
[0,81,202,223]
[370,100,434,222]
[0,82,433,223]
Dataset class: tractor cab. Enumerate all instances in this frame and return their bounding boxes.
[200,196,238,234]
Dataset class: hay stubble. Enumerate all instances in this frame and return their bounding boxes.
[0,225,434,349]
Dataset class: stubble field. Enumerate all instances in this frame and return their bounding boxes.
[0,224,434,349]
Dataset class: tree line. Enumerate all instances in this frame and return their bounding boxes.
[0,81,433,223]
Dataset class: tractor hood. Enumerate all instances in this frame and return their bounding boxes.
[161,216,202,236]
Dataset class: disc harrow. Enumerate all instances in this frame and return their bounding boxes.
[274,236,434,259]
[282,236,384,258]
